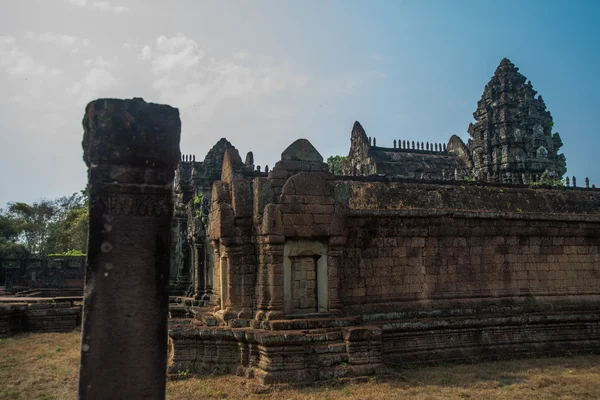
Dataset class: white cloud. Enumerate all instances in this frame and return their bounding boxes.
[140,34,310,122]
[140,45,151,60]
[39,32,78,46]
[92,1,129,13]
[25,32,90,51]
[83,55,117,68]
[151,34,203,73]
[64,0,87,6]
[1,35,16,45]
[0,36,63,77]
[64,0,128,13]
[68,67,122,106]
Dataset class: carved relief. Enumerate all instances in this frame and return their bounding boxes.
[97,192,172,217]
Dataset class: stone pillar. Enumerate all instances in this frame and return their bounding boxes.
[79,98,181,400]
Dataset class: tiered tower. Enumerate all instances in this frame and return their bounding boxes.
[467,58,566,183]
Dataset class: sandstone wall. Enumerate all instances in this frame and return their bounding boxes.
[340,213,600,310]
[337,180,600,362]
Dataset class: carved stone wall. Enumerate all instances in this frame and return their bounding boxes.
[170,138,599,385]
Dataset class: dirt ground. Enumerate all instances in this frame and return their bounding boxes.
[2,330,600,400]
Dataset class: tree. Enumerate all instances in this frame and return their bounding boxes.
[326,155,347,175]
[46,190,89,254]
[7,200,57,256]
[0,211,29,258]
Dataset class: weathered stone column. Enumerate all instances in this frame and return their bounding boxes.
[79,98,181,400]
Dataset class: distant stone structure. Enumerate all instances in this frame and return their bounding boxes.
[343,59,567,184]
[167,59,599,385]
[0,256,85,297]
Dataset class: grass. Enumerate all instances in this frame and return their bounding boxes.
[2,330,600,399]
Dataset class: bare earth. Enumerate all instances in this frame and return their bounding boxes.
[2,330,600,400]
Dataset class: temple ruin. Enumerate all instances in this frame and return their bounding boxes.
[0,59,598,389]
[167,59,600,384]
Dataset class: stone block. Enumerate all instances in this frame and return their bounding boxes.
[231,178,253,218]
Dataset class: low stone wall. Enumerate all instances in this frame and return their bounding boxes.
[168,318,382,385]
[0,300,81,338]
[336,184,600,365]
[1,256,85,296]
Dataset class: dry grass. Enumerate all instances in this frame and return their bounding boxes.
[2,330,600,399]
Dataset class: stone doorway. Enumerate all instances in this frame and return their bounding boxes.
[284,241,328,316]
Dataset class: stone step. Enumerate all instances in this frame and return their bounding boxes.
[308,342,349,367]
[255,316,360,331]
[305,330,344,342]
[312,341,347,354]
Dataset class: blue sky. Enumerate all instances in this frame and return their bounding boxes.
[0,0,598,206]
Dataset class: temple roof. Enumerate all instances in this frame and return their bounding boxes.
[369,148,468,178]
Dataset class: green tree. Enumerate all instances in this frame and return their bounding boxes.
[46,191,89,254]
[326,155,347,175]
[7,200,57,256]
[0,211,29,258]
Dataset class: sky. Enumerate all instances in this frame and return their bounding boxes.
[0,0,599,207]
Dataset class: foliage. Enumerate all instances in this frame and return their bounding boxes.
[463,176,476,185]
[194,193,204,220]
[530,171,564,188]
[0,212,29,258]
[2,189,89,258]
[326,155,347,175]
[6,200,57,255]
[47,249,86,257]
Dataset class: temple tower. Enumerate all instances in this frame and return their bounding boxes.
[467,58,566,183]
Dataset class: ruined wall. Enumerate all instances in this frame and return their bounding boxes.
[1,256,85,296]
[171,140,600,384]
[338,180,600,362]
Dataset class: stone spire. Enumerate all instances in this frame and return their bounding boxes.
[467,58,566,183]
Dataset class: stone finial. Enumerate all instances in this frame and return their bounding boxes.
[369,137,372,146]
[434,143,438,151]
[256,165,261,172]
[572,176,576,187]
[80,97,180,400]
[426,142,429,151]
[412,141,415,149]
[402,140,406,149]
[467,58,567,184]
[245,151,254,167]
[281,139,323,162]
[265,165,269,173]
[565,176,570,187]
[373,137,377,146]
[192,155,196,162]
[585,177,589,188]
[421,142,424,150]
[393,139,397,148]
[443,143,447,152]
